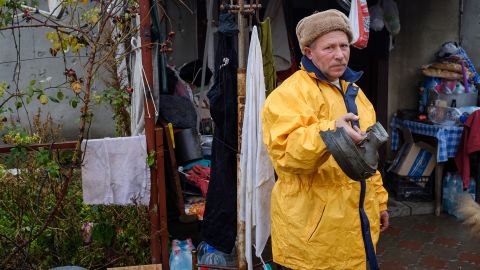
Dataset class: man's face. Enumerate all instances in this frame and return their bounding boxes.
[304,31,350,81]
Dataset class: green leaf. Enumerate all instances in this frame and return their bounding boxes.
[0,0,7,7]
[26,96,32,104]
[70,99,78,108]
[0,81,7,96]
[15,101,22,108]
[147,150,155,167]
[48,96,60,103]
[6,146,27,166]
[35,148,50,166]
[5,12,13,25]
[27,86,34,97]
[29,79,36,86]
[39,94,48,105]
[45,32,54,40]
[56,91,64,101]
[91,223,115,247]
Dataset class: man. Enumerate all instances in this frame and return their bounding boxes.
[261,9,389,269]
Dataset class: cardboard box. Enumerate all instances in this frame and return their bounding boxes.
[388,128,437,177]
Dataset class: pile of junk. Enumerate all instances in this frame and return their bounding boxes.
[418,41,480,126]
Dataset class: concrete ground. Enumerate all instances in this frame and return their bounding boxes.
[387,198,435,218]
[377,199,480,269]
[180,198,480,269]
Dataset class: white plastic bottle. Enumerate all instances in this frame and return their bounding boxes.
[170,239,192,270]
[170,248,187,270]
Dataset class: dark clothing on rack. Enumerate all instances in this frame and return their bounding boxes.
[202,26,239,253]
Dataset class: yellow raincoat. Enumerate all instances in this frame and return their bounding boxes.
[261,58,388,270]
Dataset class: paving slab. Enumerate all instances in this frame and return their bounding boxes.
[378,214,480,269]
[388,198,411,217]
[401,200,434,215]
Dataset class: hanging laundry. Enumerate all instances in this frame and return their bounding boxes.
[240,26,276,270]
[259,18,277,96]
[81,135,150,205]
[202,12,239,254]
[264,0,292,71]
[130,18,145,136]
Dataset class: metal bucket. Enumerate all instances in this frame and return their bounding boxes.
[174,128,203,165]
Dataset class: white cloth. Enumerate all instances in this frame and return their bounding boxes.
[130,15,145,136]
[81,135,150,205]
[264,0,292,71]
[240,26,276,270]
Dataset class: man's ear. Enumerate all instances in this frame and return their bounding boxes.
[304,47,313,60]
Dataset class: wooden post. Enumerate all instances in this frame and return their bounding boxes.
[192,249,198,270]
[236,69,247,270]
[139,0,164,265]
[237,0,246,70]
[236,0,247,269]
[155,127,170,269]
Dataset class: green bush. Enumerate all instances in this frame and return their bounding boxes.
[0,130,151,269]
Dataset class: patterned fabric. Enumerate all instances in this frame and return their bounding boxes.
[457,47,480,85]
[390,117,463,162]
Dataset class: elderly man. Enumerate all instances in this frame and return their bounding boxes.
[261,9,389,269]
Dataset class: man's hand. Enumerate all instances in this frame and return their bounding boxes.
[380,211,389,232]
[335,113,366,144]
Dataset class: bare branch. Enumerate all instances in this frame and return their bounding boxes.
[174,0,194,14]
[0,22,88,35]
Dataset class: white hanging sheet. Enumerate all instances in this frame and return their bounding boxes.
[81,135,150,205]
[240,26,276,270]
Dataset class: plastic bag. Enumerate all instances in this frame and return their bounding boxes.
[369,3,384,31]
[349,0,370,49]
[382,0,400,35]
[336,0,351,11]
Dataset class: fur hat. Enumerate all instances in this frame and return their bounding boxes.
[296,9,353,54]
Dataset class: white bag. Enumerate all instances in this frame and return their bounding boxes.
[349,0,370,49]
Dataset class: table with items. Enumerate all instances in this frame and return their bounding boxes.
[390,116,464,216]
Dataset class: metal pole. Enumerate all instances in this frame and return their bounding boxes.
[139,0,162,264]
[237,0,247,269]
